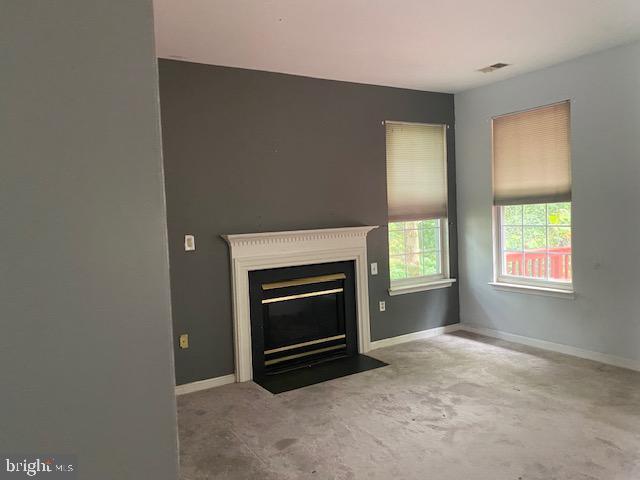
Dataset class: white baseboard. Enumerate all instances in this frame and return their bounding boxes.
[176,325,463,393]
[176,323,639,394]
[175,373,236,395]
[461,324,640,372]
[369,323,462,350]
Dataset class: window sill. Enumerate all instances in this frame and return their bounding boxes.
[389,278,456,296]
[489,282,575,299]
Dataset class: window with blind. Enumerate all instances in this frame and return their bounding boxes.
[385,121,453,294]
[492,101,573,290]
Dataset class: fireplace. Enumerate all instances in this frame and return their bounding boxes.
[249,261,357,380]
[222,226,379,383]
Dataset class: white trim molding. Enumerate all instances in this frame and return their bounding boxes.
[222,226,378,383]
[370,323,462,350]
[461,325,640,372]
[389,278,456,296]
[489,282,575,299]
[175,374,236,396]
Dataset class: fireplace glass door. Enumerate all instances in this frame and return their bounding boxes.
[249,261,357,379]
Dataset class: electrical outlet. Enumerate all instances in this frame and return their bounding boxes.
[379,301,386,312]
[370,262,378,275]
[184,235,195,251]
[179,334,189,349]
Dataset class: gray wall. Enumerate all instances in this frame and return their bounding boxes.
[159,60,459,385]
[455,40,640,363]
[1,2,179,479]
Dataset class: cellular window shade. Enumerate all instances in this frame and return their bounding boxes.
[492,101,571,206]
[385,122,447,222]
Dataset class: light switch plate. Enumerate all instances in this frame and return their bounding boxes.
[179,334,189,349]
[184,234,195,251]
[370,262,378,275]
[379,301,386,312]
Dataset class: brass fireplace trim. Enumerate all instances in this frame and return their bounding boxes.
[261,288,343,304]
[262,273,346,291]
[264,344,347,366]
[264,334,346,355]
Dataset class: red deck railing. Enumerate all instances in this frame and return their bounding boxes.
[505,247,572,281]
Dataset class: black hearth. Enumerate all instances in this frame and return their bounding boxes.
[249,261,387,393]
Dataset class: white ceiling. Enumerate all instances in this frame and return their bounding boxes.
[153,0,640,93]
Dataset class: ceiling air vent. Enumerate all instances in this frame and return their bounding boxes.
[478,62,510,73]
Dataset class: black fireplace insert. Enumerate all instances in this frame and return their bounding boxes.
[249,261,358,380]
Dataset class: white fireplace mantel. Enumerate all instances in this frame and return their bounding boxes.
[222,226,378,382]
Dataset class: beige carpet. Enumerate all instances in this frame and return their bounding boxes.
[177,331,640,479]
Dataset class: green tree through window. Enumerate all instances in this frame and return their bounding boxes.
[389,219,443,281]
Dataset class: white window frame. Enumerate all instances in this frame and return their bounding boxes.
[388,218,455,296]
[491,204,574,296]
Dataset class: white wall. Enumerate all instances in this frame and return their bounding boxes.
[0,2,179,478]
[455,40,640,363]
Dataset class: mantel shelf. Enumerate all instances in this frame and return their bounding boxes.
[222,226,378,249]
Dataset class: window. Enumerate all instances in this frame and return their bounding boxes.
[389,219,448,282]
[497,202,572,286]
[385,121,453,294]
[492,101,572,291]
